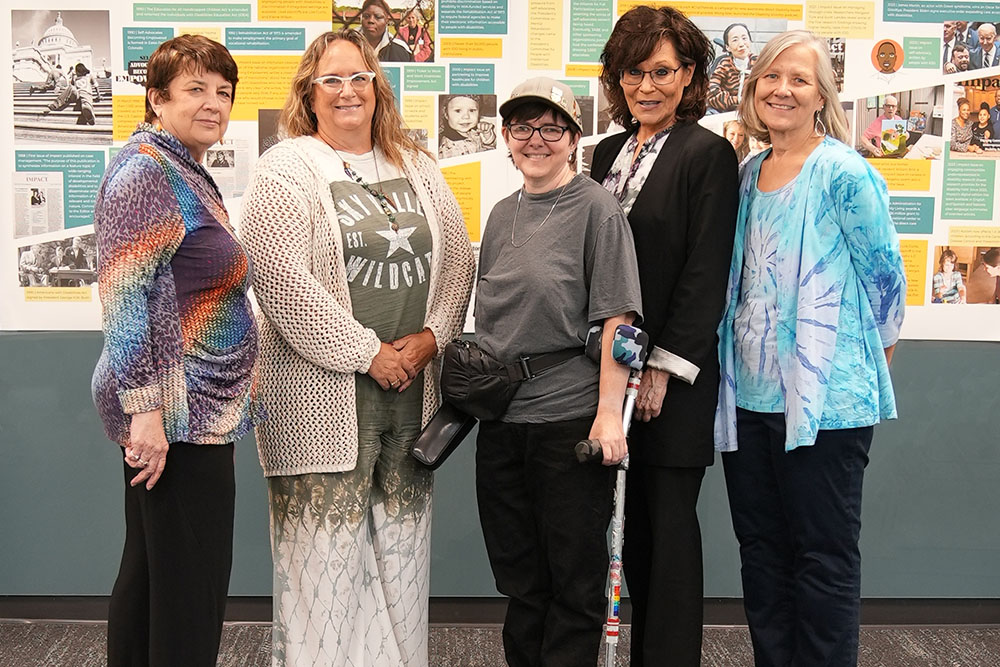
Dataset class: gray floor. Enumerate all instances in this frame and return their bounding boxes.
[2,621,1000,666]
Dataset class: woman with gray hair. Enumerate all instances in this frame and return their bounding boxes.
[717,30,905,665]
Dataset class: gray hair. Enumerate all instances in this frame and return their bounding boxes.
[737,30,849,144]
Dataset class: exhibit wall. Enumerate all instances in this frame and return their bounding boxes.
[2,1,1000,600]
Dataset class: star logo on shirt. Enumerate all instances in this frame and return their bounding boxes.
[375,226,416,258]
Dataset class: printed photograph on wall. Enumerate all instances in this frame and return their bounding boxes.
[336,0,436,63]
[437,93,496,159]
[942,21,998,74]
[856,86,945,159]
[12,10,112,145]
[931,246,1000,304]
[17,234,97,288]
[950,79,1000,157]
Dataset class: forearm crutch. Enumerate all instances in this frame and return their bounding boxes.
[576,324,649,666]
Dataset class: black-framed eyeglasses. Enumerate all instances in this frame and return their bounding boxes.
[506,123,570,142]
[312,72,377,93]
[620,65,684,86]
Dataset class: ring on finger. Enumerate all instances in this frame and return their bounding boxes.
[130,453,141,461]
[139,458,149,466]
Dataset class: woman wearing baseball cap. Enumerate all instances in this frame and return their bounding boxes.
[473,77,643,666]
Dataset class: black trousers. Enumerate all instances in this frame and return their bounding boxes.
[476,418,615,667]
[623,463,706,666]
[723,409,873,667]
[107,442,235,667]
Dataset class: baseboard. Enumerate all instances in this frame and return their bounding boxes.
[3,596,1000,625]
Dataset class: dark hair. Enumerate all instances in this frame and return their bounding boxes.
[984,248,1000,267]
[723,23,752,49]
[145,35,238,123]
[938,248,958,271]
[981,101,992,111]
[361,0,393,18]
[599,5,712,127]
[957,97,971,109]
[953,43,970,56]
[503,100,581,169]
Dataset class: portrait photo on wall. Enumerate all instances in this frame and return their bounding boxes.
[12,10,112,145]
[17,234,97,288]
[437,93,497,159]
[336,0,435,63]
[950,79,1000,156]
[856,86,945,159]
[942,21,1000,74]
[689,16,789,115]
[933,246,1000,304]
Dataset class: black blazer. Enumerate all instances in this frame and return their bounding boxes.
[591,121,738,467]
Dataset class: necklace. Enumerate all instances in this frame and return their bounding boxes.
[510,178,571,248]
[331,145,399,231]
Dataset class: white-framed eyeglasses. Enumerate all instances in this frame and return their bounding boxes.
[312,72,377,93]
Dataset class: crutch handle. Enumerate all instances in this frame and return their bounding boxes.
[575,439,603,463]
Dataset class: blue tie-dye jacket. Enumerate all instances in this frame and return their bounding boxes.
[715,137,906,452]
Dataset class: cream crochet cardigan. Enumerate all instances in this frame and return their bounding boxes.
[241,135,474,477]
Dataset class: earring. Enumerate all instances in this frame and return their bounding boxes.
[814,109,827,137]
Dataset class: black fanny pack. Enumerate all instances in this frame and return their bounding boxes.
[440,339,583,421]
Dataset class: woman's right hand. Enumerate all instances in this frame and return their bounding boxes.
[367,342,417,390]
[125,409,169,490]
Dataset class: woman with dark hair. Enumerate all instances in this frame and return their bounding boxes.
[952,96,981,153]
[708,22,757,113]
[972,101,994,149]
[240,29,473,666]
[719,30,905,666]
[475,76,642,666]
[593,5,739,664]
[91,35,259,665]
[357,0,412,62]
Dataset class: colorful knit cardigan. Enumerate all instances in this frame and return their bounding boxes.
[92,125,260,446]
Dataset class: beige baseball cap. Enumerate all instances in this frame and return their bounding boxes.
[499,77,583,134]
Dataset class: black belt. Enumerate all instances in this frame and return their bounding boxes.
[509,347,584,382]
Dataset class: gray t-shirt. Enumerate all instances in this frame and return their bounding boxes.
[475,173,643,423]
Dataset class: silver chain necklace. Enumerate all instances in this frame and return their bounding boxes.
[510,179,571,248]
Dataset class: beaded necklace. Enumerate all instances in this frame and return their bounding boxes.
[332,146,399,231]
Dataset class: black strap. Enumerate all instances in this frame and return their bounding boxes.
[507,347,585,382]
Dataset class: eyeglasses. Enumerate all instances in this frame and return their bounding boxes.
[621,65,684,86]
[312,72,377,93]
[506,124,570,141]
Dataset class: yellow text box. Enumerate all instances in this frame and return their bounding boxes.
[528,0,563,70]
[439,38,503,59]
[867,159,932,191]
[565,64,603,78]
[258,0,330,22]
[805,1,874,39]
[402,95,436,139]
[899,239,928,306]
[179,26,223,41]
[618,1,803,19]
[113,95,146,142]
[441,162,481,242]
[231,56,300,121]
[24,287,92,302]
[948,226,1000,245]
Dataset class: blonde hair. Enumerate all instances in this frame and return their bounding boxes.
[278,30,428,167]
[737,30,849,144]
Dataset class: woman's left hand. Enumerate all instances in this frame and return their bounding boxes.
[391,328,437,392]
[589,409,627,466]
[634,368,670,422]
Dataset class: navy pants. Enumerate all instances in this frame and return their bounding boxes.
[477,417,614,667]
[723,409,872,667]
[107,442,235,667]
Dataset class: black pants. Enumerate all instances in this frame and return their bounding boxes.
[107,442,235,667]
[623,463,706,666]
[723,409,872,667]
[476,418,614,667]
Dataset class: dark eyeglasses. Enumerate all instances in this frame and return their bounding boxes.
[620,65,684,86]
[506,124,570,142]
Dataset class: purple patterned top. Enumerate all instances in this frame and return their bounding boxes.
[91,125,261,446]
